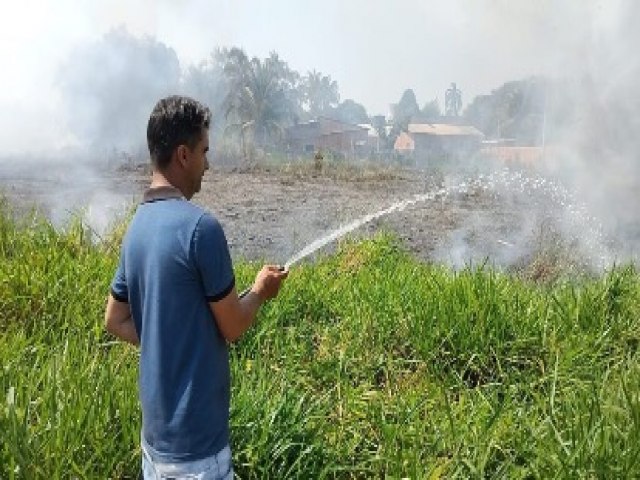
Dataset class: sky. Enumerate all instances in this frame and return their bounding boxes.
[0,0,630,155]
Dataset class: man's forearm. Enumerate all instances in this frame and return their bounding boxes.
[106,316,140,346]
[234,291,264,340]
[240,290,263,318]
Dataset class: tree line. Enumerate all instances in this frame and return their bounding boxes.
[59,27,570,161]
[59,29,370,160]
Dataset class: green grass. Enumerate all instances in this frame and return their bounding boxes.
[1,201,639,478]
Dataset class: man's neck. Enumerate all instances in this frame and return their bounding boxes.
[150,170,174,189]
[151,170,192,197]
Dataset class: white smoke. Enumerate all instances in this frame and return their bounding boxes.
[57,27,181,159]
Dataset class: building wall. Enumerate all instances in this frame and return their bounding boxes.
[479,146,544,167]
[413,134,482,157]
[287,123,321,153]
[319,130,368,154]
[286,119,369,157]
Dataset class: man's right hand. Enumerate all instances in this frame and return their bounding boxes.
[250,265,288,301]
[210,265,288,342]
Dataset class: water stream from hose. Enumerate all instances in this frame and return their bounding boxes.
[283,168,610,270]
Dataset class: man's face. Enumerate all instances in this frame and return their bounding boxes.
[186,129,210,197]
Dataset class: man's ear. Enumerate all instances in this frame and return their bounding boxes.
[175,144,189,168]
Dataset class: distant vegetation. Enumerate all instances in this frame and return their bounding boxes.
[464,77,581,145]
[1,202,639,478]
[59,28,586,163]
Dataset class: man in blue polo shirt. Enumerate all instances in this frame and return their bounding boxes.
[104,95,288,479]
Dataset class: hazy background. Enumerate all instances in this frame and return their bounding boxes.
[0,0,630,155]
[0,0,637,267]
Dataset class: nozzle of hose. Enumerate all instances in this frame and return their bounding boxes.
[238,265,286,299]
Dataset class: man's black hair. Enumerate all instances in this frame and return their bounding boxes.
[147,95,211,170]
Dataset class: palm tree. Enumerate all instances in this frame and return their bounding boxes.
[222,49,297,160]
[301,69,339,117]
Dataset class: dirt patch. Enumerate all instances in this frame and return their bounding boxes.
[0,161,575,270]
[191,165,526,266]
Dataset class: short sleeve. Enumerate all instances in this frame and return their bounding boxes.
[193,213,235,302]
[110,251,129,303]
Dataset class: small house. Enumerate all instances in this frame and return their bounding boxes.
[408,123,484,157]
[286,117,369,158]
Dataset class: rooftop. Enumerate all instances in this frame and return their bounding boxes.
[408,123,484,137]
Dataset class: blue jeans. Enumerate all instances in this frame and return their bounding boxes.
[141,442,233,480]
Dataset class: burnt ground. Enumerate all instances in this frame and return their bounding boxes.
[193,166,518,266]
[0,160,595,272]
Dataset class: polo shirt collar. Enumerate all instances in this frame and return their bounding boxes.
[142,185,185,204]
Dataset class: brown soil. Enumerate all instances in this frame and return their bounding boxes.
[189,165,521,266]
[0,161,549,268]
